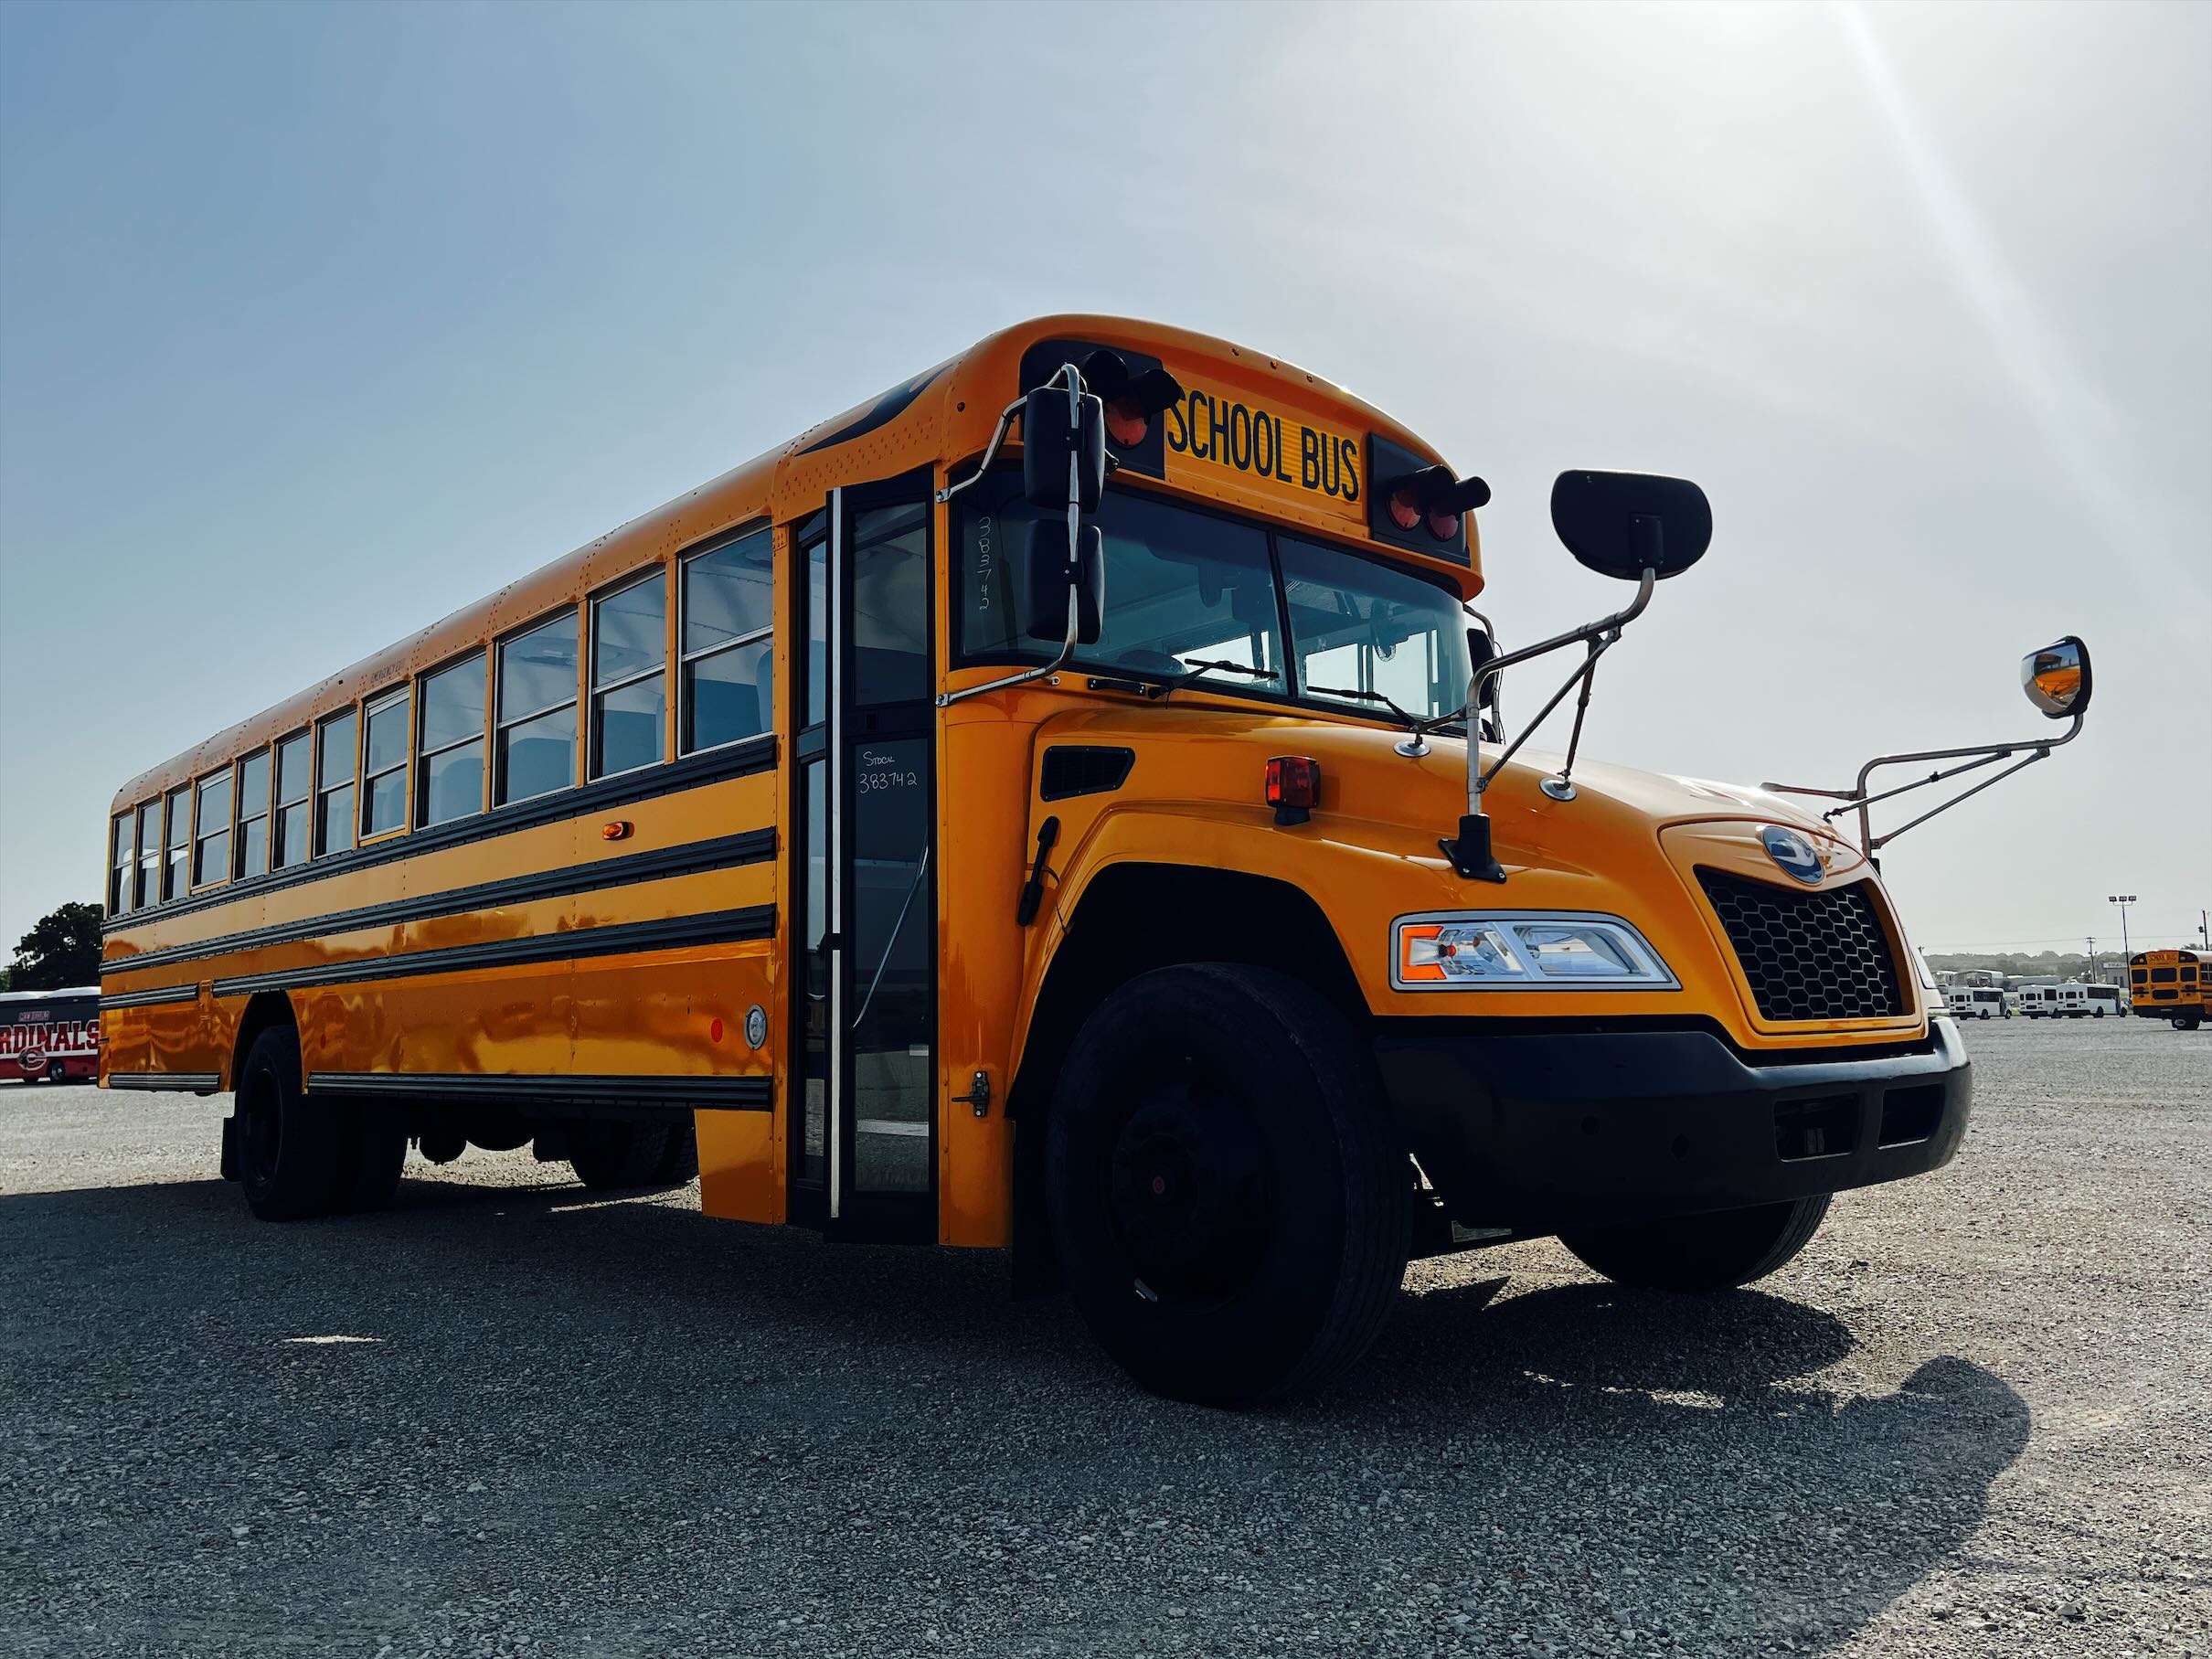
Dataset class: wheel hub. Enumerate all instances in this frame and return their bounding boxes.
[1105,1076,1271,1308]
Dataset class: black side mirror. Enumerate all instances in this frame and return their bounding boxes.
[1023,384,1105,513]
[1025,521,1104,644]
[1550,471,1711,580]
[1466,625,1498,709]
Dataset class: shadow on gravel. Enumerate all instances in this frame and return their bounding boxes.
[0,1175,2030,1656]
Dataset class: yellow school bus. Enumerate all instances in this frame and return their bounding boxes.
[2128,950,2204,1029]
[98,315,2095,1403]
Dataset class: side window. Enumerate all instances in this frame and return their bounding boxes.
[681,529,773,753]
[192,769,232,888]
[235,749,271,879]
[133,801,159,909]
[851,504,930,707]
[590,571,666,780]
[360,686,410,838]
[273,731,312,868]
[417,653,487,827]
[109,814,133,915]
[162,784,191,901]
[316,710,358,856]
[497,611,580,804]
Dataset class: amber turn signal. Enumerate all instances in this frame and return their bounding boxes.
[601,821,633,841]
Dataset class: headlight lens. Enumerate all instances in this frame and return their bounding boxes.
[1392,912,1677,991]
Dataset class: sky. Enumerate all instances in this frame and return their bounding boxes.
[2,0,2207,961]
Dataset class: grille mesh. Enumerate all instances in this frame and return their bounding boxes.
[1696,868,1905,1022]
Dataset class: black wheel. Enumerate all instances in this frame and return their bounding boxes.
[1044,963,1410,1406]
[654,1119,699,1184]
[237,1026,341,1221]
[1560,1194,1832,1292]
[569,1122,674,1189]
[335,1110,407,1212]
[48,1061,67,1083]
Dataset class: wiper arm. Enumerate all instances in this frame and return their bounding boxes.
[1308,684,1427,730]
[1177,656,1279,685]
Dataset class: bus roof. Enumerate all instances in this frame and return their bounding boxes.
[109,315,1468,812]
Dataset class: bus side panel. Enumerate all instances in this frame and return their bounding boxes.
[573,942,783,1225]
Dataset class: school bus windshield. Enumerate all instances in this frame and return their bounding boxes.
[956,469,1472,721]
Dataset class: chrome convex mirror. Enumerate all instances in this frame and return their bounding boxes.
[2023,635,2092,718]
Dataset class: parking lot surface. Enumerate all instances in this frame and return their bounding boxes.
[3,1018,2207,1658]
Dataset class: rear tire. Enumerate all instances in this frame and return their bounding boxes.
[1560,1194,1832,1292]
[654,1120,699,1184]
[1044,963,1410,1407]
[237,1027,341,1221]
[569,1122,674,1189]
[335,1111,407,1212]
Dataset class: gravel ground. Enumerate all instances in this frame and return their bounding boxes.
[2,1018,2207,1659]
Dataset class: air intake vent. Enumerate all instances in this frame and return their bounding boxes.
[1040,745,1134,802]
[1696,869,1905,1023]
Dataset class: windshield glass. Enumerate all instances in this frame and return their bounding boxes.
[1279,536,1470,722]
[956,474,1468,720]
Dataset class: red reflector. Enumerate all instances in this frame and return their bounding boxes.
[1105,396,1148,447]
[1388,486,1422,531]
[1265,756,1321,809]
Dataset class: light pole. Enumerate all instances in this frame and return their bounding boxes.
[2086,937,2097,984]
[2108,895,2137,979]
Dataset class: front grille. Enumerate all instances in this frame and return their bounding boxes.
[1696,868,1905,1023]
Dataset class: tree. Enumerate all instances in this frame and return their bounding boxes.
[10,901,103,991]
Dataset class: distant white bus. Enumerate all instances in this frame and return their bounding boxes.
[1947,985,2005,1019]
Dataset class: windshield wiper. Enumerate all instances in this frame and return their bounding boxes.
[1177,656,1279,685]
[1309,684,1435,730]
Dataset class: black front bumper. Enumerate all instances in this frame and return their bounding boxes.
[1374,1016,1972,1235]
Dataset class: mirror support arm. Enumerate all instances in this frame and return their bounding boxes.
[935,364,1087,710]
[1441,568,1655,881]
[1764,707,2086,856]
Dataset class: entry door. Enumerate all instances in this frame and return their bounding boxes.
[790,474,937,1241]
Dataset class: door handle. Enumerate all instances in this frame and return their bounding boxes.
[952,1069,992,1118]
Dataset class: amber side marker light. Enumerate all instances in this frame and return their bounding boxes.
[601,821,633,841]
[1266,756,1321,826]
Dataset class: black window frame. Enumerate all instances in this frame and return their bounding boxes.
[234,746,273,881]
[357,683,412,841]
[162,783,192,902]
[272,729,312,870]
[315,707,359,858]
[191,766,233,890]
[415,649,489,828]
[588,566,669,782]
[677,522,776,758]
[109,813,133,915]
[946,466,1471,731]
[133,800,160,909]
[495,604,582,808]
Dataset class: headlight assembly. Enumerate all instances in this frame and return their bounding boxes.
[1391,912,1678,992]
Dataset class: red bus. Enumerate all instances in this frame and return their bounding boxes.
[0,986,101,1083]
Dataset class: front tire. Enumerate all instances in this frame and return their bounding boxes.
[1044,963,1410,1407]
[1560,1194,1832,1292]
